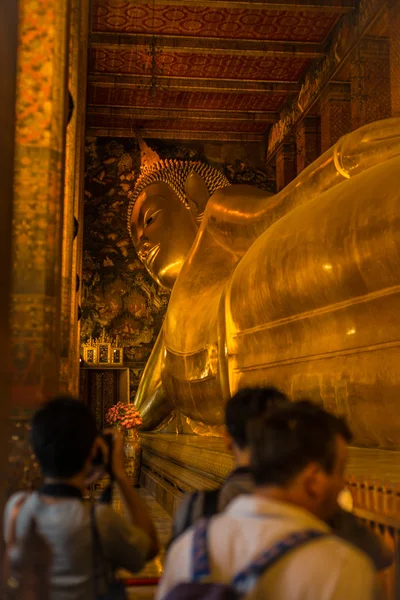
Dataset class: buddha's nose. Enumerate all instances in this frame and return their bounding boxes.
[138,240,151,260]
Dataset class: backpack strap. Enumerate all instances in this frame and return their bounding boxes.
[184,492,199,532]
[3,494,29,591]
[202,489,220,518]
[192,519,211,583]
[232,529,328,595]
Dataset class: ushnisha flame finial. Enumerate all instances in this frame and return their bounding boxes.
[135,128,161,172]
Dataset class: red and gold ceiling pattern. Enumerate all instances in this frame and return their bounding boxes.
[90,48,311,81]
[87,85,287,112]
[87,114,270,134]
[92,1,339,43]
[87,0,352,140]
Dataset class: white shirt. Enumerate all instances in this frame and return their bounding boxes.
[4,492,151,600]
[157,495,378,600]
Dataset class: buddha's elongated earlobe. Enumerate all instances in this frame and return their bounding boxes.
[184,171,210,222]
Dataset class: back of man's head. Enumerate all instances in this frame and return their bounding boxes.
[31,396,98,479]
[249,400,352,488]
[225,387,288,450]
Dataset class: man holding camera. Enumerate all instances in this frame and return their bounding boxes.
[3,396,159,600]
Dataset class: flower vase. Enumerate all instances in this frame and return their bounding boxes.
[123,428,142,487]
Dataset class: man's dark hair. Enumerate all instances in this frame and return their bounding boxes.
[249,400,352,487]
[30,396,98,478]
[225,387,288,449]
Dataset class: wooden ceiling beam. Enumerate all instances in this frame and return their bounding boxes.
[86,127,266,142]
[121,0,354,13]
[88,75,301,94]
[87,105,277,122]
[90,33,325,58]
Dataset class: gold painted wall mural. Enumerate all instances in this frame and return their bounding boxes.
[131,118,400,450]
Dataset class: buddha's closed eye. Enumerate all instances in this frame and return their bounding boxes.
[144,209,161,228]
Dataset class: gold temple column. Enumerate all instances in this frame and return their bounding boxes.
[351,38,391,130]
[61,0,90,395]
[295,116,320,176]
[11,0,70,409]
[320,82,351,153]
[389,0,400,117]
[275,141,296,192]
[0,0,18,530]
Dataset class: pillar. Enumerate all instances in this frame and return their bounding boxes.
[9,0,71,493]
[61,0,90,395]
[276,141,296,192]
[0,0,18,527]
[350,37,391,130]
[389,0,400,117]
[320,82,351,153]
[11,0,70,407]
[296,116,320,175]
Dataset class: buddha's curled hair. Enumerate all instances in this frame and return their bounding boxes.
[127,159,230,237]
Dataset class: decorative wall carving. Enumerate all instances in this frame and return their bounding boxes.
[267,0,385,157]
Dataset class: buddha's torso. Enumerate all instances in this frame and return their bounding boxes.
[134,118,400,448]
[161,155,400,447]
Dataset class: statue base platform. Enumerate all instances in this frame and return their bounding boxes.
[139,433,233,515]
[139,433,400,519]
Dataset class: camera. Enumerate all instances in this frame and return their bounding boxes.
[92,432,114,475]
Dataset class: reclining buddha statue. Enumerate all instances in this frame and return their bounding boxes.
[129,119,400,448]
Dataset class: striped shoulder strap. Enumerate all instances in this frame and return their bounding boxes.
[232,529,328,595]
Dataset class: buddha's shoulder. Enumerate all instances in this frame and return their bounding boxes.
[205,184,274,223]
[210,183,270,205]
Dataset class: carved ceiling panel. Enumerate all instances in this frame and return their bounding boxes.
[86,114,271,133]
[92,0,340,43]
[89,47,311,81]
[87,0,354,140]
[87,85,287,111]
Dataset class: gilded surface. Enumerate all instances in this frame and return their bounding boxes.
[132,118,400,448]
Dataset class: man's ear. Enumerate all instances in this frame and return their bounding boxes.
[302,462,326,499]
[184,171,210,221]
[222,427,234,453]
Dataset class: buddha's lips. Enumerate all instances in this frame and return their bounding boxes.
[145,244,160,268]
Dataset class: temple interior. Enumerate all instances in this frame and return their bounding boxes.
[2,0,400,598]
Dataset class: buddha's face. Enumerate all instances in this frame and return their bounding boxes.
[130,182,199,289]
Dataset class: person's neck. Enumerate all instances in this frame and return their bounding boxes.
[44,475,85,491]
[254,486,321,520]
[233,448,250,469]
